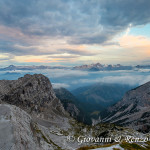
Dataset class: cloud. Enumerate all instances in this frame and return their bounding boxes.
[47,55,79,59]
[57,49,96,56]
[118,35,150,61]
[120,35,150,48]
[100,75,146,86]
[100,0,150,27]
[24,69,150,89]
[46,69,89,78]
[0,0,150,42]
[0,25,98,57]
[0,54,14,61]
[52,83,70,89]
[0,0,150,61]
[71,71,150,86]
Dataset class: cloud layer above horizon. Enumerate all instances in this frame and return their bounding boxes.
[0,0,150,65]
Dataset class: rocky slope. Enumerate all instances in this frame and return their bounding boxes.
[102,81,150,133]
[54,87,93,125]
[0,74,149,150]
[54,88,80,118]
[1,103,147,150]
[0,104,41,150]
[0,104,79,150]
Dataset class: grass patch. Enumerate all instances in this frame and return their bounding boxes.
[120,142,146,150]
[91,111,100,116]
[145,141,150,149]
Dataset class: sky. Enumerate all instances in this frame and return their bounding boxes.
[0,0,150,67]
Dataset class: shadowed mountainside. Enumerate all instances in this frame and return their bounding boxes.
[71,83,133,124]
[102,81,150,133]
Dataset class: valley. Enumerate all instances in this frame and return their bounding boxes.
[0,74,150,150]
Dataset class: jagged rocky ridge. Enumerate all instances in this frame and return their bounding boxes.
[102,81,150,133]
[0,74,149,150]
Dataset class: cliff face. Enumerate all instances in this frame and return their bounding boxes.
[0,74,67,121]
[102,82,150,133]
[0,74,77,150]
[54,88,80,118]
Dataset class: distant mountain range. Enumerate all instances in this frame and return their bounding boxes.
[73,63,150,71]
[0,65,68,71]
[73,63,133,71]
[0,63,150,71]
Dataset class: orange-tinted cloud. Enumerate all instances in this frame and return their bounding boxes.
[120,35,150,47]
[25,59,44,63]
[119,35,150,57]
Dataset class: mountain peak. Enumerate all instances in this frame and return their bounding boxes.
[6,65,16,70]
[8,65,15,67]
[0,74,68,118]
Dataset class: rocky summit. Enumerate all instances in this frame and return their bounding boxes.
[102,81,150,133]
[0,74,67,120]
